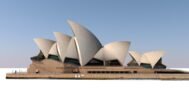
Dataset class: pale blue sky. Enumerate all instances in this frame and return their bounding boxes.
[0,0,189,68]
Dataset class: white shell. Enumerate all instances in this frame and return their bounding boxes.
[34,38,55,58]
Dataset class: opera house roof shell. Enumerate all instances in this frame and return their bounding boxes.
[129,51,165,68]
[32,20,165,68]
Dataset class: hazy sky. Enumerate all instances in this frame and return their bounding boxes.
[0,0,189,68]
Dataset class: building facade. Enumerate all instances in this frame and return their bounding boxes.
[30,20,166,74]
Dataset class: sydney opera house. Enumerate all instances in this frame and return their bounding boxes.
[6,20,189,80]
[30,20,166,69]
